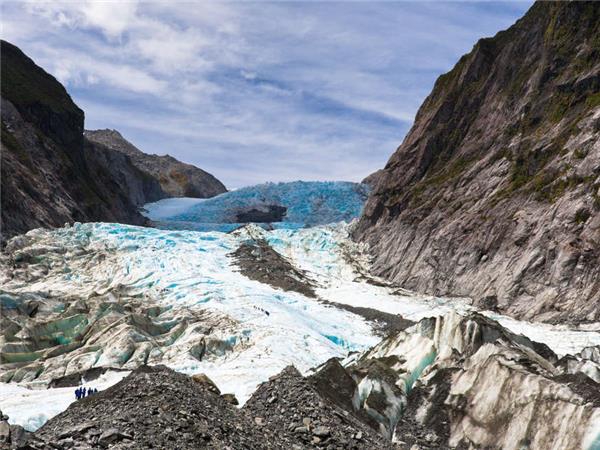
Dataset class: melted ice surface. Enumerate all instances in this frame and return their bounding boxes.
[1,222,599,431]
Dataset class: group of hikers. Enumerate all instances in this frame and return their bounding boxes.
[74,386,99,400]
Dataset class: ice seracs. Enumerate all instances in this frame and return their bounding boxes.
[142,180,370,231]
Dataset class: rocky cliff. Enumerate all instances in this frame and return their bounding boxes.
[354,2,600,324]
[1,40,226,241]
[85,129,227,200]
[0,40,147,241]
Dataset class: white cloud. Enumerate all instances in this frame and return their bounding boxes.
[25,1,138,39]
[1,0,533,187]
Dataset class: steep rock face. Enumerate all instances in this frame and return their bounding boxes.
[0,40,146,240]
[354,2,600,323]
[82,137,165,207]
[84,129,227,199]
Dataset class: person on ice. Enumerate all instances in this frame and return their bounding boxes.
[75,388,80,400]
[82,387,87,398]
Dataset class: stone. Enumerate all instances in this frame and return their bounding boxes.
[0,421,10,443]
[191,373,221,394]
[222,393,239,405]
[313,426,330,437]
[97,428,132,446]
[5,423,29,449]
[425,432,438,442]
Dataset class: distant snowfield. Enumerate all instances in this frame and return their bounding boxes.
[141,181,370,231]
[1,221,599,431]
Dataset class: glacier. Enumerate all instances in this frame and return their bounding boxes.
[142,180,370,231]
[1,220,600,446]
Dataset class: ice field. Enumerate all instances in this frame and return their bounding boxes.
[2,221,600,431]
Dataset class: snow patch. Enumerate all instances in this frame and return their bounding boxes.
[0,371,128,431]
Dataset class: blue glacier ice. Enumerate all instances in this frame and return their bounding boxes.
[142,181,369,231]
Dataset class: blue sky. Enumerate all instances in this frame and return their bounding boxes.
[2,1,532,188]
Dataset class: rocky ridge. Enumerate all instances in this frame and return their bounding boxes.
[14,364,393,450]
[84,129,226,200]
[354,1,600,324]
[0,411,30,449]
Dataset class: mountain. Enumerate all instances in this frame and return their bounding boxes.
[0,40,226,242]
[354,2,600,324]
[85,129,226,200]
[0,40,146,240]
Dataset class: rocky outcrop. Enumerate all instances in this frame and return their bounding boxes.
[229,226,318,298]
[82,137,165,207]
[354,2,600,324]
[1,41,146,241]
[244,365,393,449]
[28,366,276,449]
[361,169,384,189]
[84,129,227,200]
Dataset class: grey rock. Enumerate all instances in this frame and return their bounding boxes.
[0,42,147,242]
[85,129,226,200]
[222,393,239,406]
[0,421,9,443]
[354,2,600,325]
[98,428,132,446]
[313,426,330,437]
[361,169,384,189]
